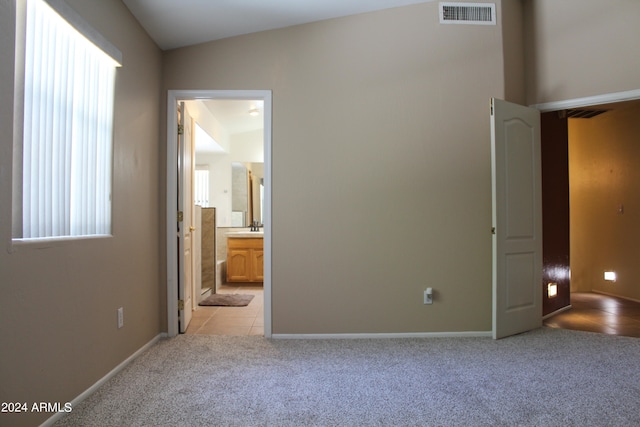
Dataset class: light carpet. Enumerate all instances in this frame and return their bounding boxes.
[54,328,640,426]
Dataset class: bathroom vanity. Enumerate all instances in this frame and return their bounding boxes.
[226,232,264,283]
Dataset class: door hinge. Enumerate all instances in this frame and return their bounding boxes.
[491,227,496,235]
[177,211,183,222]
[178,123,184,135]
[178,299,184,311]
[490,99,494,116]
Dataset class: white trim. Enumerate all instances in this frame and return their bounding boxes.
[542,305,572,320]
[45,0,122,65]
[166,90,272,338]
[272,331,492,339]
[530,89,640,112]
[10,234,112,253]
[39,333,166,427]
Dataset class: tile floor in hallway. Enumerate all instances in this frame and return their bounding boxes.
[544,292,640,338]
[185,284,264,336]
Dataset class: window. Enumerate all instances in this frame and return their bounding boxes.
[16,0,121,239]
[194,167,210,208]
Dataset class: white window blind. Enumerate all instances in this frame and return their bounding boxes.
[21,0,120,238]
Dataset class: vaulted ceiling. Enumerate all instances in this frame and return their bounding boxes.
[122,0,434,50]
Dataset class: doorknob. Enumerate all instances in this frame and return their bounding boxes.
[189,226,196,231]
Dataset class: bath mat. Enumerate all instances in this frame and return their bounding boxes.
[199,294,254,307]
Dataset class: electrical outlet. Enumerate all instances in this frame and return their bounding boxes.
[117,307,124,329]
[424,288,433,305]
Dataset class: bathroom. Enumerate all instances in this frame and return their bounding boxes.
[187,98,264,291]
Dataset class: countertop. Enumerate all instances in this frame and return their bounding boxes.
[226,231,264,238]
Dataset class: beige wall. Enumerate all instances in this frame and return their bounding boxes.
[163,2,507,334]
[0,0,162,425]
[501,0,525,104]
[569,103,640,301]
[5,0,637,422]
[524,0,640,105]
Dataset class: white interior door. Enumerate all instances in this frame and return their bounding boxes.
[178,102,194,333]
[491,98,542,339]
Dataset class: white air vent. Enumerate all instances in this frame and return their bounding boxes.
[439,2,496,25]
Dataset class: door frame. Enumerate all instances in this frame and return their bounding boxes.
[490,89,640,338]
[532,88,640,317]
[530,89,640,112]
[166,89,272,338]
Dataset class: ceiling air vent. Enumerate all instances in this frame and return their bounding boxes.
[439,2,496,25]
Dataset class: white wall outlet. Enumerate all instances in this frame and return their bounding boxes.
[424,288,433,305]
[117,307,124,329]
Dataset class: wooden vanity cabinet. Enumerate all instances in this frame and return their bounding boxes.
[226,238,264,283]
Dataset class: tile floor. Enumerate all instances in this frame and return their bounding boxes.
[186,289,640,338]
[544,292,640,338]
[185,284,264,336]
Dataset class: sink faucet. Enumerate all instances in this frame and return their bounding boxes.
[250,220,261,232]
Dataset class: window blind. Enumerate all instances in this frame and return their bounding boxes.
[22,0,118,238]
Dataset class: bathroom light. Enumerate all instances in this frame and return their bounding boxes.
[248,107,259,116]
[547,282,558,298]
[604,271,617,282]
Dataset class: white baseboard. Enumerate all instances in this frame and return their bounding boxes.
[543,305,572,320]
[272,331,492,339]
[40,333,167,427]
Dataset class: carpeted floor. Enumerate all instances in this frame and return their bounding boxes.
[54,327,640,426]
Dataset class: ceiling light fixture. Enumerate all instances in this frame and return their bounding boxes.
[248,107,259,116]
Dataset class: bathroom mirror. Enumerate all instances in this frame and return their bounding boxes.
[231,162,264,227]
[187,98,264,228]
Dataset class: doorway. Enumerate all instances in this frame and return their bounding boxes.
[166,90,272,338]
[537,89,640,327]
